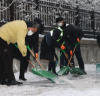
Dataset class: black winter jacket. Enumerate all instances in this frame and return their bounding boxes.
[45,29,64,48]
[63,24,84,51]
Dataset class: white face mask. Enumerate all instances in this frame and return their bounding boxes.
[27,30,34,36]
[58,23,62,27]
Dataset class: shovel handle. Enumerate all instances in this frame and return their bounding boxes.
[27,59,35,68]
[64,53,73,68]
[60,48,73,68]
[64,46,77,68]
[60,42,78,68]
[29,50,45,70]
[68,47,77,65]
[14,44,45,70]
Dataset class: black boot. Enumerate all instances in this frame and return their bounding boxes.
[81,69,87,74]
[52,67,58,76]
[48,61,52,71]
[19,77,27,81]
[0,79,8,85]
[6,80,23,86]
[0,80,6,85]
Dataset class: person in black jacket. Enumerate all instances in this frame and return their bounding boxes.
[9,18,44,81]
[63,23,87,74]
[40,28,66,75]
[56,17,73,71]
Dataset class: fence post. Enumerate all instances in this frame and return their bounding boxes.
[35,0,39,10]
[91,11,95,38]
[75,1,80,27]
[9,0,14,21]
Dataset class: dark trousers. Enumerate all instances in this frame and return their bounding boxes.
[60,50,74,69]
[0,38,15,81]
[9,43,29,78]
[40,36,56,73]
[19,58,28,78]
[73,44,84,69]
[60,44,84,70]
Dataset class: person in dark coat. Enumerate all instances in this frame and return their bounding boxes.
[40,27,66,75]
[56,17,71,70]
[9,18,44,81]
[63,22,87,74]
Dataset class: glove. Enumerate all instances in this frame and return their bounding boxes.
[35,53,38,58]
[77,38,80,42]
[60,45,65,50]
[70,50,73,56]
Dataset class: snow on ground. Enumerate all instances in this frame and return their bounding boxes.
[0,64,100,96]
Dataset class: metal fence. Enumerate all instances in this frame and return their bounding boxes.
[0,0,100,38]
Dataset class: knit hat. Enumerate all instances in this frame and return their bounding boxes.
[56,17,63,23]
[26,21,33,27]
[34,18,43,25]
[34,18,44,34]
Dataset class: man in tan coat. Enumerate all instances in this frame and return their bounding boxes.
[0,20,39,86]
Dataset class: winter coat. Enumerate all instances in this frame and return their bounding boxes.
[9,32,39,60]
[40,28,64,61]
[0,20,28,57]
[45,28,64,48]
[9,18,44,60]
[63,24,84,51]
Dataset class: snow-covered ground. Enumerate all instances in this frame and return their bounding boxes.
[0,64,100,96]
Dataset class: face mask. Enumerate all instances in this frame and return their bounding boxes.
[58,23,62,27]
[27,30,34,36]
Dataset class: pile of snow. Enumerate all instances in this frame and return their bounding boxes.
[0,64,100,96]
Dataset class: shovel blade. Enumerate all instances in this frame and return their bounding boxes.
[57,66,70,75]
[70,67,85,75]
[96,64,100,72]
[32,68,59,83]
[32,68,44,77]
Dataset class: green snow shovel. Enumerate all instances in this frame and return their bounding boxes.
[57,42,85,75]
[28,60,59,83]
[14,44,61,83]
[28,59,61,83]
[26,44,64,83]
[96,63,100,72]
[62,49,85,75]
[57,49,72,76]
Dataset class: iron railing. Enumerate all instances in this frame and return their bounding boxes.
[0,0,100,38]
